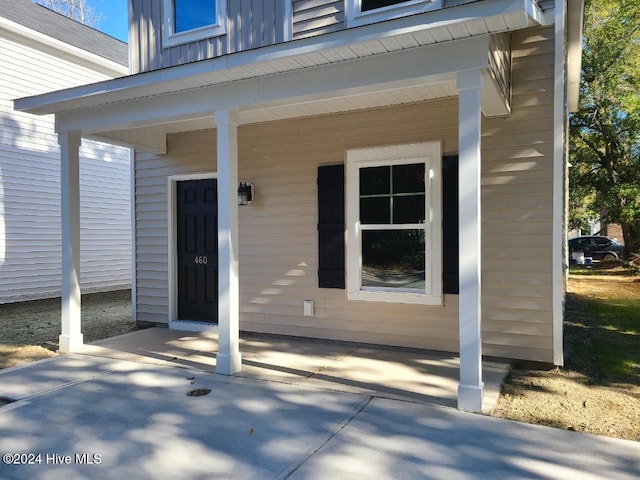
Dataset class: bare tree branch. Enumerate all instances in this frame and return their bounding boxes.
[35,0,103,27]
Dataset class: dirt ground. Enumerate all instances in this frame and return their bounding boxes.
[493,270,640,441]
[0,289,137,370]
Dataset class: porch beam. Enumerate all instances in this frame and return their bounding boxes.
[456,69,484,412]
[215,108,242,375]
[53,36,491,135]
[58,130,83,353]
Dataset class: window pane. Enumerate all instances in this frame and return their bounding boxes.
[361,230,425,290]
[361,0,409,12]
[361,197,390,224]
[175,0,216,33]
[360,166,390,195]
[392,163,424,194]
[393,195,425,224]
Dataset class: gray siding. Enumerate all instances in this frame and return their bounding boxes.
[292,0,344,40]
[129,0,520,72]
[130,0,290,73]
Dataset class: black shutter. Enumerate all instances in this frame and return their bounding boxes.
[317,164,345,289]
[442,155,459,294]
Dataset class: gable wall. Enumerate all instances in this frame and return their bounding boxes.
[0,32,131,303]
[134,26,556,362]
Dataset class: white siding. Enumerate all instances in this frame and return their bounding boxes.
[135,27,557,362]
[0,33,131,303]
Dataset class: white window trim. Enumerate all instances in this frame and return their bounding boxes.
[346,142,442,305]
[346,0,443,28]
[163,0,227,48]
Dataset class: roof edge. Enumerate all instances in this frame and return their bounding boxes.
[0,16,128,77]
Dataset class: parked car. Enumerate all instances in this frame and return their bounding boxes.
[568,236,626,261]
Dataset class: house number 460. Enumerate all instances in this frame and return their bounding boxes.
[194,255,208,265]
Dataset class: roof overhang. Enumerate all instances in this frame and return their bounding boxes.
[14,0,542,152]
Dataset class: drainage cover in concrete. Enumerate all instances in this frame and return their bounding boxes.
[186,388,211,397]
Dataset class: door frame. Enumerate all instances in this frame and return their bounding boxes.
[167,172,218,331]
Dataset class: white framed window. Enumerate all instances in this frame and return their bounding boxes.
[163,0,226,48]
[346,142,442,305]
[346,0,443,28]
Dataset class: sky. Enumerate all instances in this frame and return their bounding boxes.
[85,0,129,42]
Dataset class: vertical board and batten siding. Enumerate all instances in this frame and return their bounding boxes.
[0,34,131,303]
[129,0,289,73]
[135,26,557,362]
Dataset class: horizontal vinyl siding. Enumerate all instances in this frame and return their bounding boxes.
[480,26,555,362]
[0,34,131,303]
[135,27,556,361]
[292,0,344,40]
[135,100,461,349]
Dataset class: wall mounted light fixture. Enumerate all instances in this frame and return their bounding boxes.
[238,182,254,205]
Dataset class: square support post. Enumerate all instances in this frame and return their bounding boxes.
[58,130,83,353]
[215,109,242,375]
[456,69,484,412]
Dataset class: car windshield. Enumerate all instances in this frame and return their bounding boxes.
[610,238,623,245]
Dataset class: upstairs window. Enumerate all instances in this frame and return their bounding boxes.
[163,0,226,47]
[361,0,411,11]
[347,0,443,28]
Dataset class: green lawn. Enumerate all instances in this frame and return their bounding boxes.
[565,270,640,386]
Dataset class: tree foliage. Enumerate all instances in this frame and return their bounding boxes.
[35,0,102,27]
[569,0,640,253]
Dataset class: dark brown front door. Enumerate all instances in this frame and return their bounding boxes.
[177,179,218,322]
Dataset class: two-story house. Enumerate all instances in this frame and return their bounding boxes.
[1,0,131,303]
[14,0,584,412]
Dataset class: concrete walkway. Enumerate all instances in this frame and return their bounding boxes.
[0,329,638,479]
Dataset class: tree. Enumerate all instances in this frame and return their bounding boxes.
[569,0,640,253]
[35,0,102,27]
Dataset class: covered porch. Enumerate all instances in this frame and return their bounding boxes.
[14,3,544,413]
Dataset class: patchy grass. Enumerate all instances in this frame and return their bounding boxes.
[494,265,640,441]
[0,290,137,370]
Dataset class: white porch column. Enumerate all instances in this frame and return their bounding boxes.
[215,109,242,375]
[59,130,83,353]
[456,69,484,412]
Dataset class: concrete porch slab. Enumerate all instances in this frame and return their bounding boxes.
[80,328,508,414]
[1,352,638,479]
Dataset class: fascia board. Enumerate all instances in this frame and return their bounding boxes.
[16,0,533,117]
